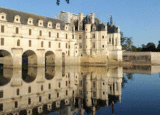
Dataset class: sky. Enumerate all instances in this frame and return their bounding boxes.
[1,0,160,47]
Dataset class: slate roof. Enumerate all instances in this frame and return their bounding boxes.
[0,7,66,30]
[107,22,118,33]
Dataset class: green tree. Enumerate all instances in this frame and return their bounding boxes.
[157,43,160,52]
[125,37,133,51]
[146,42,156,51]
[121,32,127,50]
[131,45,137,52]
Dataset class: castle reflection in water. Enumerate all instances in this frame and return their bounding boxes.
[0,65,123,115]
[1,65,160,115]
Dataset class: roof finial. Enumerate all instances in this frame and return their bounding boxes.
[110,15,113,25]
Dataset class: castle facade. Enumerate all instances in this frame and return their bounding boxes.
[0,7,122,67]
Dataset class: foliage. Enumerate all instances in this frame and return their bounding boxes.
[131,45,137,52]
[121,32,133,51]
[157,43,160,52]
[56,0,69,5]
[142,42,156,52]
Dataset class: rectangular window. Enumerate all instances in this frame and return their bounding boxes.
[1,38,4,46]
[0,103,3,111]
[72,34,74,39]
[66,34,68,39]
[79,35,82,39]
[17,89,19,95]
[41,85,43,91]
[102,36,104,39]
[58,43,61,48]
[93,91,96,97]
[57,33,59,38]
[15,101,18,108]
[48,83,51,89]
[79,43,82,48]
[0,91,3,98]
[28,86,31,93]
[39,96,41,102]
[92,34,95,38]
[1,25,4,33]
[17,40,20,46]
[39,30,42,36]
[57,92,59,97]
[49,42,51,48]
[92,42,95,48]
[29,29,32,35]
[49,32,51,37]
[29,40,31,47]
[41,41,43,47]
[66,43,67,48]
[16,27,19,34]
[48,94,51,100]
[80,80,82,86]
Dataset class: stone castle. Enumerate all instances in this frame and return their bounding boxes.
[0,7,122,67]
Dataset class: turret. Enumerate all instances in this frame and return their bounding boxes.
[78,13,83,31]
[90,13,95,24]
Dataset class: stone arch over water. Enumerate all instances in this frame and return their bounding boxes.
[45,51,55,66]
[22,50,37,66]
[0,50,13,67]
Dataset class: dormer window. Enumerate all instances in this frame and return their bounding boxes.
[14,15,21,23]
[0,12,7,21]
[64,24,68,31]
[56,23,60,29]
[48,21,52,28]
[38,20,43,27]
[28,18,33,25]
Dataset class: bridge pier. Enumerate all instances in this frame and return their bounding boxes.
[55,50,62,66]
[11,48,23,68]
[36,67,45,83]
[11,68,22,86]
[36,49,45,67]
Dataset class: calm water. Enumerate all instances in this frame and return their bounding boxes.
[0,65,160,115]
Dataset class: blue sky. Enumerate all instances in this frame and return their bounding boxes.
[1,0,160,47]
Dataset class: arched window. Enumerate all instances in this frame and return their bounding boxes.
[29,40,31,47]
[17,40,20,46]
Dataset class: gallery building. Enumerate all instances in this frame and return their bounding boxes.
[0,7,122,67]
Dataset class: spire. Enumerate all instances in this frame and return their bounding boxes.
[110,15,113,25]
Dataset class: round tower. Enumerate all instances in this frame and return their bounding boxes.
[85,23,91,56]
